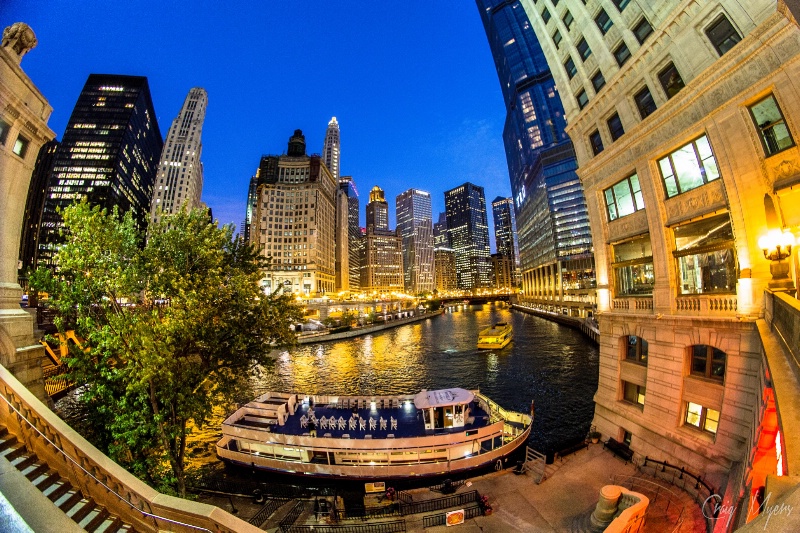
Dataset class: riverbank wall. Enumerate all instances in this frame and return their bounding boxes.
[511,304,599,344]
[296,309,444,344]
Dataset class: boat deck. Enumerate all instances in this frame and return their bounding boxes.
[231,399,493,440]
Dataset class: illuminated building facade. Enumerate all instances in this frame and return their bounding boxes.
[433,211,449,248]
[322,117,340,181]
[336,175,360,292]
[150,87,207,224]
[242,174,258,243]
[250,130,336,296]
[491,252,515,290]
[491,196,520,287]
[37,74,162,266]
[434,247,458,293]
[396,188,435,294]
[477,0,594,315]
[444,182,491,291]
[521,0,800,524]
[361,185,403,294]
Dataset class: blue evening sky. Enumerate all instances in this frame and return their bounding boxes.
[3,2,510,245]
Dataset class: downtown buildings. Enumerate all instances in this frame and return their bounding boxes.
[444,182,492,291]
[518,0,800,526]
[34,74,163,267]
[360,186,403,294]
[491,196,520,288]
[322,117,341,181]
[249,130,337,296]
[478,0,595,315]
[150,87,208,224]
[335,175,360,293]
[396,188,435,294]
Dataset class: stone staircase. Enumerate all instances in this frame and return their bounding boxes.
[0,427,137,532]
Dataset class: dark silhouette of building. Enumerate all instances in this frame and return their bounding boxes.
[18,140,58,274]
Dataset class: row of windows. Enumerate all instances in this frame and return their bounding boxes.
[0,118,30,159]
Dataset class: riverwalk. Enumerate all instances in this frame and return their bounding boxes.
[296,309,444,344]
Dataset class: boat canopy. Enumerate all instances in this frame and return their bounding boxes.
[413,388,475,410]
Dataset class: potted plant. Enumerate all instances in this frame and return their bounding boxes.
[479,495,493,515]
[385,487,396,502]
[588,430,601,444]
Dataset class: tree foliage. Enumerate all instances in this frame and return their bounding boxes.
[31,201,303,495]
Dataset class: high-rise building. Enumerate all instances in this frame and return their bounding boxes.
[250,130,337,296]
[322,117,340,181]
[242,174,258,243]
[396,188,435,294]
[37,74,162,267]
[434,247,458,294]
[444,182,491,291]
[150,88,207,224]
[433,211,449,248]
[1,22,55,399]
[477,0,594,315]
[19,140,58,274]
[336,176,360,292]
[491,196,520,285]
[490,253,515,290]
[361,185,403,294]
[520,1,800,524]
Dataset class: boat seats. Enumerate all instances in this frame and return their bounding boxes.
[390,417,398,430]
[359,418,366,431]
[338,417,346,430]
[380,417,387,430]
[369,418,377,431]
[300,415,308,428]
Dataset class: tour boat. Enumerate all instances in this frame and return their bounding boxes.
[216,388,532,478]
[477,323,513,349]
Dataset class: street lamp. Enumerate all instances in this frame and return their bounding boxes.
[758,228,796,295]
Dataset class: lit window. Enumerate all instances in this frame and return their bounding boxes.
[657,134,720,197]
[565,57,577,79]
[673,213,736,295]
[633,18,653,44]
[685,402,720,434]
[612,234,654,296]
[705,15,742,56]
[12,135,29,159]
[591,70,606,92]
[607,113,625,141]
[749,95,795,156]
[577,37,592,61]
[658,62,685,99]
[604,173,644,221]
[634,85,657,119]
[625,336,648,365]
[614,42,631,66]
[589,129,603,154]
[595,9,613,35]
[623,381,645,407]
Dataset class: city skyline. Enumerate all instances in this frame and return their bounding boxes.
[3,2,511,243]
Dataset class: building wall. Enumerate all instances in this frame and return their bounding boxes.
[360,230,404,294]
[434,248,458,293]
[396,189,435,294]
[444,182,492,290]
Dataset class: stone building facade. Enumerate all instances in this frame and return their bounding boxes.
[520,0,800,524]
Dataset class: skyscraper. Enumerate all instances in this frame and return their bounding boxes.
[250,130,337,296]
[491,197,518,263]
[150,87,207,224]
[396,188,435,294]
[433,211,449,248]
[444,182,491,291]
[477,0,594,313]
[361,186,403,294]
[19,140,58,274]
[365,186,388,233]
[242,174,258,243]
[322,117,340,181]
[335,175,360,293]
[37,74,162,266]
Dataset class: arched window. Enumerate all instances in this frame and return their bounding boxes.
[690,345,726,381]
[625,335,648,365]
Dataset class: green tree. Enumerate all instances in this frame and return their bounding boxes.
[31,201,302,496]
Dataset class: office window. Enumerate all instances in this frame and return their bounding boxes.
[658,134,720,197]
[542,7,551,24]
[577,37,592,60]
[607,113,625,141]
[563,10,574,31]
[591,70,606,92]
[658,62,685,99]
[705,15,742,56]
[749,95,795,156]
[633,18,654,44]
[623,381,646,407]
[565,57,577,78]
[595,9,613,35]
[614,42,631,66]
[685,402,720,434]
[604,173,644,221]
[690,345,727,382]
[612,0,630,12]
[577,89,589,109]
[0,118,9,145]
[553,30,563,49]
[612,235,654,296]
[674,213,736,295]
[12,135,29,159]
[625,336,648,365]
[589,129,603,154]
[634,85,657,119]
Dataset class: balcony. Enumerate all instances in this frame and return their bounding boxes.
[675,295,738,316]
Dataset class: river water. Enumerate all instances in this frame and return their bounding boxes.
[255,304,599,454]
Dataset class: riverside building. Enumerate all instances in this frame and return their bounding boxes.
[322,117,340,181]
[360,186,403,294]
[491,196,521,287]
[335,175,360,293]
[444,182,492,291]
[519,0,800,525]
[150,88,207,224]
[36,74,162,267]
[250,130,336,296]
[478,0,595,317]
[396,188,435,294]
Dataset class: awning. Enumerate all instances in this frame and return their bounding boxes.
[413,388,475,409]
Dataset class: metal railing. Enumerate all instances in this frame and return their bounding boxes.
[285,522,406,533]
[248,498,290,526]
[421,504,483,528]
[398,490,479,516]
[612,475,686,533]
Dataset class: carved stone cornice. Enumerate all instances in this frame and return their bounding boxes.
[664,179,728,226]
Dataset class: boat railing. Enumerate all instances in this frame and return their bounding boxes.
[474,392,532,428]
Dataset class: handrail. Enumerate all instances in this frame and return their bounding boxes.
[0,389,214,532]
[641,456,716,498]
[611,475,686,533]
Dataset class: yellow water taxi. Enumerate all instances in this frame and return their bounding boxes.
[477,323,513,349]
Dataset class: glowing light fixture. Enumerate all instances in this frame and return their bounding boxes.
[758,228,797,295]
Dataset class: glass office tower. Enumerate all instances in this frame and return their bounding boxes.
[444,182,491,291]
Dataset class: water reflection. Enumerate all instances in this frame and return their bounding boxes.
[258,305,598,452]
